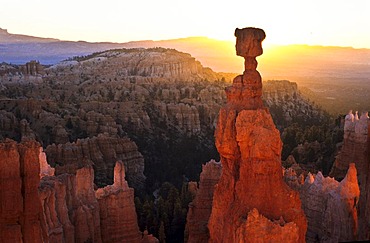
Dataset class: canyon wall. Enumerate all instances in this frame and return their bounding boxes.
[0,139,47,242]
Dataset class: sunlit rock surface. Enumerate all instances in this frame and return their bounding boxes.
[207,27,307,242]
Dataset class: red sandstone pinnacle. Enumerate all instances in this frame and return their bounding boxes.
[96,161,142,243]
[208,27,307,242]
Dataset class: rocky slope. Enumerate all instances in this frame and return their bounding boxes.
[207,27,307,242]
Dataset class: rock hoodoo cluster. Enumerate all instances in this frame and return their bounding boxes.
[45,134,146,189]
[207,27,307,242]
[284,163,360,242]
[0,139,156,243]
[330,110,370,240]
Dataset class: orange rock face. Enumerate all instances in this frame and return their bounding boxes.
[0,139,47,242]
[41,165,103,243]
[39,176,75,242]
[185,160,222,242]
[1,139,151,243]
[207,27,307,242]
[96,161,142,243]
[236,208,300,243]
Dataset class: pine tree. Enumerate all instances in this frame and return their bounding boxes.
[159,221,166,243]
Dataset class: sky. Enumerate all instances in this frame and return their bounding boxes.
[1,0,370,48]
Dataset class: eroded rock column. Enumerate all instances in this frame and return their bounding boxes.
[207,27,307,242]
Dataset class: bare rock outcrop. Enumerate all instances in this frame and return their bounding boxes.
[236,208,300,243]
[96,161,142,243]
[207,27,307,242]
[40,166,103,243]
[0,139,47,242]
[185,160,222,242]
[39,147,55,178]
[20,60,45,76]
[39,176,75,242]
[330,115,370,240]
[284,163,360,242]
[0,139,102,243]
[46,133,145,188]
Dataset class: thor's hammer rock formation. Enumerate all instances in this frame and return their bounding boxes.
[207,27,307,242]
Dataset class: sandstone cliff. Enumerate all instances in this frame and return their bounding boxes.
[0,139,47,242]
[40,160,150,243]
[40,165,103,243]
[207,27,307,242]
[185,160,222,242]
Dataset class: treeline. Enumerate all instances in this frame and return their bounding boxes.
[135,182,194,243]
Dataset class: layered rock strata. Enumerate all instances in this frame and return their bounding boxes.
[40,166,102,243]
[185,160,222,242]
[40,160,146,243]
[207,27,307,242]
[0,139,47,242]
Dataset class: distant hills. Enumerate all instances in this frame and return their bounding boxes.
[1,27,370,114]
[2,27,370,79]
